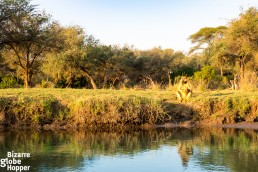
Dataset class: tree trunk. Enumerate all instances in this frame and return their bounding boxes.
[24,72,30,88]
[78,66,97,89]
[239,56,245,80]
[23,68,33,88]
[88,75,97,89]
[220,65,223,76]
[24,76,29,88]
[168,72,172,87]
[82,70,97,89]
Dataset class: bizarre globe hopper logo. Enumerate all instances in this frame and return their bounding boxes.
[0,151,30,172]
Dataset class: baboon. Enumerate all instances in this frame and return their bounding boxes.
[176,77,192,102]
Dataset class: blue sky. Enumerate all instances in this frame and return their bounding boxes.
[32,0,258,52]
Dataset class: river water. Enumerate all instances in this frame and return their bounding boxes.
[0,128,257,172]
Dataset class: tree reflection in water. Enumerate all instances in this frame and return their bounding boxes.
[0,128,257,171]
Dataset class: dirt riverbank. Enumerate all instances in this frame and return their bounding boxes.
[144,120,258,130]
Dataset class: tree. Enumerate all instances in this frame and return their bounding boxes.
[222,7,258,79]
[194,66,216,89]
[130,48,176,87]
[43,26,114,89]
[100,46,135,88]
[188,26,228,77]
[210,40,229,76]
[188,26,227,55]
[0,0,33,46]
[0,0,61,88]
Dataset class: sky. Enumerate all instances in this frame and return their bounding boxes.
[32,0,258,52]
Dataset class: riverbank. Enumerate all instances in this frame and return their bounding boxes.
[0,88,258,130]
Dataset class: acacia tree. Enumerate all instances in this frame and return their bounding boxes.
[188,26,227,55]
[0,0,61,88]
[188,26,227,72]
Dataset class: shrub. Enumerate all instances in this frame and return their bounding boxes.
[37,80,55,88]
[0,76,23,88]
[194,66,216,90]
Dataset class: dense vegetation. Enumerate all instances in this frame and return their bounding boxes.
[1,0,258,90]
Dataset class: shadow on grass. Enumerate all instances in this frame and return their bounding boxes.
[162,101,198,123]
[210,92,234,97]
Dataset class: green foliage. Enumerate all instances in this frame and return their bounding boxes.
[189,7,258,90]
[0,75,22,88]
[215,76,230,90]
[1,1,258,90]
[0,95,70,127]
[170,65,196,83]
[188,26,227,54]
[222,7,258,79]
[70,96,167,126]
[40,80,54,88]
[0,0,62,88]
[226,97,251,120]
[194,66,216,90]
[0,89,172,128]
[1,89,258,128]
[43,43,184,89]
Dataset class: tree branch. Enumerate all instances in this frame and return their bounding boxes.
[8,44,25,70]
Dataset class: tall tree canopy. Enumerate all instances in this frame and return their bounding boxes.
[188,26,227,55]
[189,7,258,78]
[43,26,114,89]
[0,0,61,88]
[223,7,258,79]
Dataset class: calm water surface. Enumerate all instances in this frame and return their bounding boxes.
[0,128,257,172]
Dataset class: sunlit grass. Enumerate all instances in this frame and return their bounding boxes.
[1,88,258,129]
[0,88,173,100]
[0,88,174,128]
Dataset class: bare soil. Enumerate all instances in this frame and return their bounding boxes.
[155,120,258,130]
[219,122,258,129]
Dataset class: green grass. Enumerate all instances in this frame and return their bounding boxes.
[0,89,173,128]
[0,88,173,100]
[2,88,258,101]
[1,88,258,129]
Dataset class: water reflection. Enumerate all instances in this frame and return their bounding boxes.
[0,128,257,172]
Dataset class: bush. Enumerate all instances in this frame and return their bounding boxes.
[170,66,196,84]
[35,80,55,88]
[194,66,216,90]
[0,76,23,88]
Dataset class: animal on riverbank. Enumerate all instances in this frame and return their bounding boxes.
[176,77,192,102]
